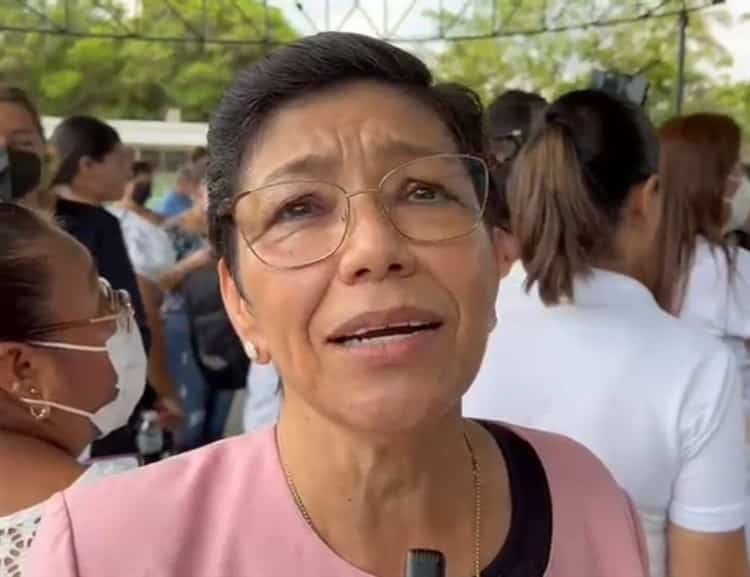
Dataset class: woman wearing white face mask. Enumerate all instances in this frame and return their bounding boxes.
[0,203,146,577]
[659,113,750,552]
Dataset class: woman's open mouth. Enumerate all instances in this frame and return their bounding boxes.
[330,321,443,348]
[327,306,445,359]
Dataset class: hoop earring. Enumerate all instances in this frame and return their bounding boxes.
[30,404,50,420]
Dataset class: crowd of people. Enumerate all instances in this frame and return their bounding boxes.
[1,30,749,577]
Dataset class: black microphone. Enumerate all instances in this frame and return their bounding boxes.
[404,549,445,577]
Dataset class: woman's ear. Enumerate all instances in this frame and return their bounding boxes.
[0,343,47,409]
[492,227,519,280]
[626,175,660,221]
[77,155,93,174]
[218,259,271,364]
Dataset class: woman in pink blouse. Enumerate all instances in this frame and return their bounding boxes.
[27,32,649,577]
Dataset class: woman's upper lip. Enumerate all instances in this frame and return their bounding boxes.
[327,306,444,341]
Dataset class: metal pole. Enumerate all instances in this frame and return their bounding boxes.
[674,8,688,115]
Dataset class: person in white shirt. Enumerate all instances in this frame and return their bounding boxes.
[0,204,146,576]
[242,362,281,434]
[109,161,184,432]
[658,113,750,551]
[463,90,748,577]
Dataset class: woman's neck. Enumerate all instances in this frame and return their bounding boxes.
[276,398,511,577]
[55,184,100,206]
[0,431,84,516]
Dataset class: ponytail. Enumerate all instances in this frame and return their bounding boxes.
[509,121,611,305]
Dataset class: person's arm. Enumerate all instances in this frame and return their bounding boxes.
[121,200,165,226]
[136,276,184,432]
[157,247,214,293]
[668,526,748,577]
[668,350,749,577]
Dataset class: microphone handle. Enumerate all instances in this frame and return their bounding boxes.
[404,549,446,577]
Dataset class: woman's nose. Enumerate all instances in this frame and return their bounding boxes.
[336,191,416,284]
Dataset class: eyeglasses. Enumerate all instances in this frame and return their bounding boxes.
[222,154,489,269]
[26,277,134,338]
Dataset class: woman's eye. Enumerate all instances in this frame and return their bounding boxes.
[272,195,326,223]
[406,183,452,203]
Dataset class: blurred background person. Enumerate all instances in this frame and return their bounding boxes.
[110,162,184,434]
[0,85,51,210]
[117,160,163,226]
[160,175,246,449]
[485,89,547,165]
[242,362,280,434]
[658,112,750,551]
[483,89,547,233]
[0,203,145,577]
[49,115,154,457]
[463,90,748,577]
[156,163,197,219]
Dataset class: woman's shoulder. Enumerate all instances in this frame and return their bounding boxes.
[509,424,620,490]
[683,238,750,339]
[506,424,650,577]
[25,429,290,577]
[65,430,275,507]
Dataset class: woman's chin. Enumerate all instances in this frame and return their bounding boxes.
[327,387,461,435]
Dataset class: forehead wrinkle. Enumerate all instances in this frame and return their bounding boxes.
[240,84,459,191]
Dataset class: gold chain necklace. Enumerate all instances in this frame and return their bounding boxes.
[282,432,482,577]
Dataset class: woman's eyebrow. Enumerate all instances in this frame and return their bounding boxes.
[256,140,447,187]
[259,153,337,186]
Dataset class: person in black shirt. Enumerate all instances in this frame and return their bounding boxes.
[50,116,154,457]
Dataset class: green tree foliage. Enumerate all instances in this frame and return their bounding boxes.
[429,1,744,129]
[0,0,296,121]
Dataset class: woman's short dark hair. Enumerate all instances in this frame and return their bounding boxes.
[50,116,122,186]
[207,31,492,272]
[0,203,57,341]
[0,85,44,141]
[510,89,658,306]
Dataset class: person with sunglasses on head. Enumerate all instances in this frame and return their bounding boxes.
[0,203,147,577]
[463,91,748,577]
[28,33,648,577]
[485,90,547,166]
[484,90,547,231]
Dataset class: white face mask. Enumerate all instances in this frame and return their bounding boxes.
[22,322,147,438]
[724,176,750,234]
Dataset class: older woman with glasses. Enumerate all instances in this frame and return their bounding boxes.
[28,33,648,577]
[0,203,146,577]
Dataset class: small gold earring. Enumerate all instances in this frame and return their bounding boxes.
[30,405,50,420]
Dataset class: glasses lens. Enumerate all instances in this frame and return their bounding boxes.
[380,155,488,242]
[235,181,347,268]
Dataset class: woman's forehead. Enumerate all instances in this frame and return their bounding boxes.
[241,82,457,188]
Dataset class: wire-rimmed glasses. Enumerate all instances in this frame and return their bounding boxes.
[222,153,490,269]
[26,277,134,338]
